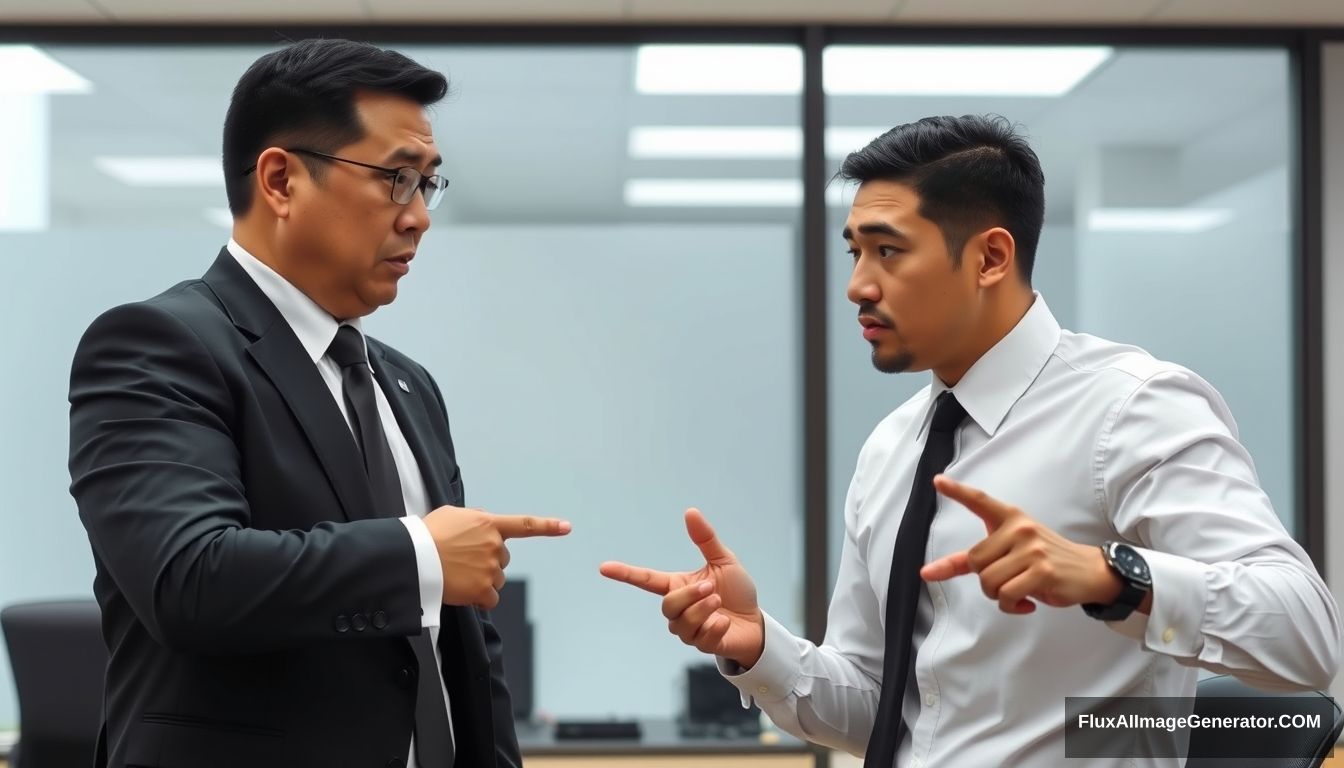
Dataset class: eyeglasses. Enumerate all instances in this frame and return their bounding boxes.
[243,148,449,211]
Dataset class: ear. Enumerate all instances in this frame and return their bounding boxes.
[252,147,300,219]
[972,227,1017,289]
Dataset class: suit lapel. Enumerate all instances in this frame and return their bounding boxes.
[200,250,378,523]
[368,343,493,737]
[369,351,454,508]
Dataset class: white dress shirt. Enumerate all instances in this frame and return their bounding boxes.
[227,240,453,767]
[723,294,1340,767]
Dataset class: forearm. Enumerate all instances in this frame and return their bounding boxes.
[149,518,423,654]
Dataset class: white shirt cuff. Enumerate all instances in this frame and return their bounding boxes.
[1138,547,1208,657]
[716,611,800,706]
[399,515,443,629]
[1103,547,1207,659]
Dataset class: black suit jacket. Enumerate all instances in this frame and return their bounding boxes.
[68,250,521,768]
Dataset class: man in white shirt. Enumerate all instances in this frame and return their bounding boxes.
[601,114,1341,767]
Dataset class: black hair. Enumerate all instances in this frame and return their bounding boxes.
[222,38,448,215]
[838,114,1045,282]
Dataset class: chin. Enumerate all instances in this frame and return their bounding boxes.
[871,347,915,374]
[366,284,400,308]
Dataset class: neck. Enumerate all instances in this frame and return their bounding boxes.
[231,222,285,276]
[934,287,1035,387]
[231,222,348,321]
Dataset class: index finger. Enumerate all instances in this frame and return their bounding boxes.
[933,475,1018,531]
[599,561,675,596]
[492,514,573,539]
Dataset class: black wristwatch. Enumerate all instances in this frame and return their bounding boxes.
[1082,541,1151,622]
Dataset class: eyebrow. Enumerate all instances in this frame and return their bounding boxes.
[385,147,443,169]
[841,222,910,241]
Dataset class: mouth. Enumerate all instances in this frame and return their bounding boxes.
[383,252,414,274]
[859,315,890,341]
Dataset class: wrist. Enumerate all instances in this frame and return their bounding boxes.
[1082,541,1152,622]
[1090,545,1125,605]
[730,612,766,669]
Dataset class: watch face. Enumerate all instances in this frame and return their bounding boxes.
[1111,543,1152,587]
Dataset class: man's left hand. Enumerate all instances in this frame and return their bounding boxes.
[920,475,1146,615]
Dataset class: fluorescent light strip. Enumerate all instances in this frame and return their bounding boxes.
[623,178,861,208]
[823,45,1112,96]
[626,126,892,160]
[1088,208,1233,233]
[634,45,1110,97]
[625,179,802,207]
[97,156,223,187]
[629,127,801,159]
[0,45,91,94]
[635,45,803,95]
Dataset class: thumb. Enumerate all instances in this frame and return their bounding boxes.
[685,508,735,565]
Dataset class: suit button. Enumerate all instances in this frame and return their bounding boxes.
[352,613,368,632]
[397,667,415,689]
[386,759,405,768]
[333,614,351,633]
[372,610,388,630]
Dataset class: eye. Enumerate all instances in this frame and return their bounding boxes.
[879,245,905,259]
[846,248,860,260]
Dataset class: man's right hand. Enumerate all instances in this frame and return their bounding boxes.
[600,508,765,669]
[423,506,571,609]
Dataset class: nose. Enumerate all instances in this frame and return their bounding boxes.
[847,257,879,306]
[395,189,432,235]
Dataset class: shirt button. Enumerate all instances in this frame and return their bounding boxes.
[1163,627,1175,644]
[372,610,389,630]
[351,613,368,632]
[333,614,350,633]
[925,693,937,707]
[757,685,769,695]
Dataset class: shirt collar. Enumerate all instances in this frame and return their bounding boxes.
[225,238,365,364]
[926,293,1061,437]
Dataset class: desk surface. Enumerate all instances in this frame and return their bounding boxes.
[0,720,807,765]
[517,719,808,756]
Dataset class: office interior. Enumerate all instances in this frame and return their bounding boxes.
[4,1,1344,766]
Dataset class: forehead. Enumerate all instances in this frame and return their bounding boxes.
[844,179,928,233]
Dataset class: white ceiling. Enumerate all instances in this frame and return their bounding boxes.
[3,0,1344,24]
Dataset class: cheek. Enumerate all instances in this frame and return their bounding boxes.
[888,269,958,341]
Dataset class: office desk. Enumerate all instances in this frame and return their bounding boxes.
[518,719,814,768]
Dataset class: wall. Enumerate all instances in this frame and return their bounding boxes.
[0,223,805,727]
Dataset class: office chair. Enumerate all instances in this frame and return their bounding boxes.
[1185,674,1342,767]
[0,600,106,768]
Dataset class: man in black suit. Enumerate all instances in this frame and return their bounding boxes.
[67,39,568,768]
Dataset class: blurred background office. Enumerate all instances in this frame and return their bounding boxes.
[4,2,1344,767]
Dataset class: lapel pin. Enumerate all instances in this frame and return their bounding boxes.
[397,379,410,393]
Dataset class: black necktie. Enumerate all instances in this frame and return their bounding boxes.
[864,390,968,768]
[327,325,455,768]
